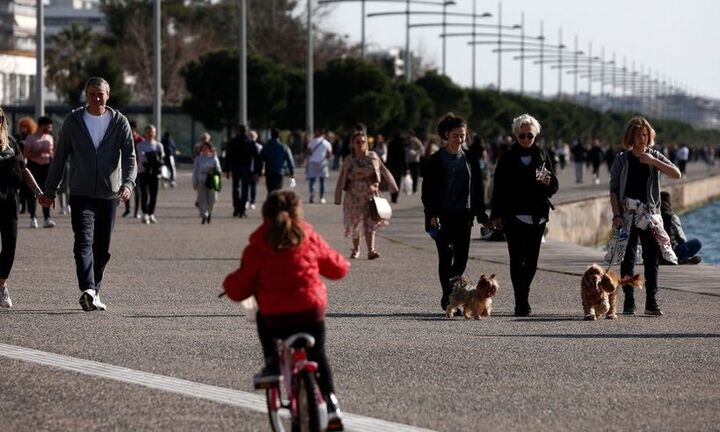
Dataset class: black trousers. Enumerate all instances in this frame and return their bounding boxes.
[0,198,18,279]
[504,217,545,314]
[138,173,159,215]
[26,161,50,220]
[231,168,252,215]
[70,196,117,293]
[621,224,660,309]
[433,210,472,308]
[265,174,283,194]
[408,162,421,193]
[257,315,335,396]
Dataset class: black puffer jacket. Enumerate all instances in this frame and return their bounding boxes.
[490,143,559,223]
[0,137,24,198]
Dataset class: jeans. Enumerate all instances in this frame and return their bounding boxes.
[231,168,252,214]
[675,239,702,262]
[70,195,117,293]
[308,177,325,200]
[621,224,660,309]
[138,172,159,215]
[433,209,472,308]
[504,217,545,314]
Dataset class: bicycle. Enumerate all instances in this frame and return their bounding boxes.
[255,332,329,432]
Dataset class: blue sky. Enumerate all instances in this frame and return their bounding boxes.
[318,0,720,100]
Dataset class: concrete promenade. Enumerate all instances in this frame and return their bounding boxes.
[1,162,719,431]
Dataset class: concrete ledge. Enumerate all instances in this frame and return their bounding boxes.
[547,173,720,246]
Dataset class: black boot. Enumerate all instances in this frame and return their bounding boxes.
[622,286,636,315]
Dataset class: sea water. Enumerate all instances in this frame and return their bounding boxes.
[681,199,720,264]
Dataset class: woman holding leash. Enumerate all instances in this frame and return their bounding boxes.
[422,113,487,313]
[490,114,559,317]
[223,190,349,431]
[334,131,398,260]
[609,116,681,316]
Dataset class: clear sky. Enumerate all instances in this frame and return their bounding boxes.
[318,0,720,100]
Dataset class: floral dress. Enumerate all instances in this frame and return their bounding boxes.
[343,155,388,238]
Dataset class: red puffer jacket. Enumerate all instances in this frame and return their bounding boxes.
[223,221,349,319]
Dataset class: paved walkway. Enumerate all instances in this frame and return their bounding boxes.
[1,163,718,431]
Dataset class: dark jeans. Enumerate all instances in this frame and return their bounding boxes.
[675,239,702,261]
[265,174,283,194]
[138,173,159,215]
[0,198,18,279]
[125,185,139,215]
[433,209,472,309]
[70,195,117,293]
[621,224,660,309]
[408,162,421,194]
[504,217,545,314]
[257,315,335,396]
[231,169,252,214]
[26,161,50,220]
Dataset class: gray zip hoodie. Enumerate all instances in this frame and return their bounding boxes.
[45,106,137,199]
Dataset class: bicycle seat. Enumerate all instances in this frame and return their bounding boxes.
[285,333,316,349]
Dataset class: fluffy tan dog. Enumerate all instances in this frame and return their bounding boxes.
[581,264,643,320]
[445,274,499,319]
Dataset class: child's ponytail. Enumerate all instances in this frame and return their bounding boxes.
[263,190,305,250]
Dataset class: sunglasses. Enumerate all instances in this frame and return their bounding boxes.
[518,133,535,140]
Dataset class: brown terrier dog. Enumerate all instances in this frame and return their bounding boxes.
[446,274,499,319]
[581,264,643,320]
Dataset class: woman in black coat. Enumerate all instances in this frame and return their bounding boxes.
[490,114,559,316]
[422,113,487,313]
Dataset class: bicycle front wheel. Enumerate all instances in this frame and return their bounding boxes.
[266,386,286,432]
[292,371,325,432]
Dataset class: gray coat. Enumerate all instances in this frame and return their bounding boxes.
[45,106,137,199]
[609,148,671,214]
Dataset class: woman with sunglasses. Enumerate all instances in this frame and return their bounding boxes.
[490,114,558,317]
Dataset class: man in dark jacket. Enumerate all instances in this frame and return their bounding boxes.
[256,128,295,194]
[41,77,137,312]
[223,125,259,217]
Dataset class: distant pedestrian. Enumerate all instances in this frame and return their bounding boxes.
[257,128,295,194]
[422,113,488,313]
[385,134,407,204]
[192,140,221,224]
[609,116,681,316]
[13,117,36,215]
[572,141,586,183]
[223,190,349,431]
[372,134,387,163]
[122,120,144,219]
[406,130,425,194]
[660,191,702,265]
[23,116,55,228]
[305,128,332,204]
[589,139,604,185]
[334,131,398,260]
[0,106,46,308]
[40,76,137,312]
[248,130,263,210]
[161,131,177,188]
[490,114,559,317]
[136,124,164,224]
[676,143,689,177]
[224,125,259,217]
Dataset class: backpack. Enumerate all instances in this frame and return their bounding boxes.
[144,151,163,176]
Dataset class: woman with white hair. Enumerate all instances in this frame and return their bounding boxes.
[490,114,559,317]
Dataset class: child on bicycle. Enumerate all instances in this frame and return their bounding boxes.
[223,190,349,430]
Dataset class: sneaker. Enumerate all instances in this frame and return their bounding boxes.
[141,214,150,224]
[679,256,702,265]
[644,308,664,316]
[0,286,12,308]
[30,217,38,228]
[134,213,142,219]
[326,393,344,431]
[43,218,56,228]
[121,209,131,218]
[253,367,280,389]
[206,214,211,224]
[349,249,360,259]
[367,250,380,260]
[320,198,327,204]
[149,214,158,224]
[250,203,256,210]
[309,196,315,204]
[79,289,106,312]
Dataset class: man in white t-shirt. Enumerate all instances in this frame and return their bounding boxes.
[41,77,137,312]
[676,143,689,177]
[305,128,332,204]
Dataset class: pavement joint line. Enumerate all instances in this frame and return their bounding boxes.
[0,342,436,432]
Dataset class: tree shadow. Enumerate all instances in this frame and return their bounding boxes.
[5,309,84,315]
[123,313,244,319]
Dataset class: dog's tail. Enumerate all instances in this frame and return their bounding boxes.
[619,274,643,289]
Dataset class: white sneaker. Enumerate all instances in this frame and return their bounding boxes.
[0,286,12,308]
[320,198,327,204]
[30,217,38,228]
[250,204,256,210]
[79,289,107,311]
[141,214,150,224]
[134,213,142,219]
[43,218,56,228]
[149,214,158,224]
